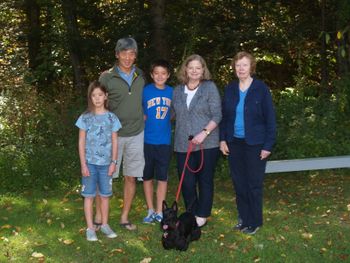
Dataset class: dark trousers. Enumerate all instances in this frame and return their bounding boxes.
[227,138,267,227]
[176,147,219,217]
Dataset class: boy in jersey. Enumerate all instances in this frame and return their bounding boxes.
[142,59,173,223]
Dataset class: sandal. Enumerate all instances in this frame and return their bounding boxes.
[119,222,137,231]
[93,221,102,231]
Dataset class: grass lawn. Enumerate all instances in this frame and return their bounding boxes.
[1,169,349,262]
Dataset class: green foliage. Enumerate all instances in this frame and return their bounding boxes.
[1,0,350,192]
[273,76,350,160]
[0,144,79,192]
[0,80,83,192]
[335,74,350,114]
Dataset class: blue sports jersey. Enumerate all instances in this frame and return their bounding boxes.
[75,111,122,165]
[142,83,173,145]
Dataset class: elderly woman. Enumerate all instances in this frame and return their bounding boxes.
[220,51,276,235]
[172,54,222,227]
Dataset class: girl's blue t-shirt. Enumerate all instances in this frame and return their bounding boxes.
[75,111,122,165]
[234,89,248,138]
[142,83,173,145]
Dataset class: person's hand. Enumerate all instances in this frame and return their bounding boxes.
[260,150,271,160]
[108,163,116,176]
[220,141,229,155]
[191,131,207,145]
[81,164,90,177]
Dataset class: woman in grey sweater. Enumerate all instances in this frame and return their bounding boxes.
[172,54,222,227]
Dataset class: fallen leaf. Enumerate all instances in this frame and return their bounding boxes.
[339,254,349,260]
[63,239,74,245]
[139,235,150,241]
[32,252,44,258]
[227,242,238,250]
[110,248,124,254]
[42,199,48,205]
[140,257,152,263]
[347,204,350,211]
[60,222,65,229]
[301,233,313,240]
[33,242,47,247]
[1,224,11,229]
[278,199,287,205]
[268,184,276,189]
[61,198,69,203]
[47,219,52,225]
[1,237,9,242]
[255,244,264,250]
[320,248,327,253]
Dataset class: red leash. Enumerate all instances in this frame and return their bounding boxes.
[175,141,204,202]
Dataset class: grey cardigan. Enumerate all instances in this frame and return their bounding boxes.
[172,80,222,152]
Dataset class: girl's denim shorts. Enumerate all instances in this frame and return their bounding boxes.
[81,163,112,197]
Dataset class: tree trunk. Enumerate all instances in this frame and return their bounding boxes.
[24,0,41,70]
[336,0,350,76]
[61,0,87,94]
[320,0,329,91]
[150,0,169,60]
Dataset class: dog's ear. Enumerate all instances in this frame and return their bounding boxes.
[171,201,178,212]
[162,200,168,210]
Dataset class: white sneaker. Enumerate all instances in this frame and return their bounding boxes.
[100,224,117,238]
[195,216,207,227]
[86,228,98,241]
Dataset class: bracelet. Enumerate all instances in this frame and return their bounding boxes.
[111,160,117,165]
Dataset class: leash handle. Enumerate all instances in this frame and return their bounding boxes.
[175,141,204,202]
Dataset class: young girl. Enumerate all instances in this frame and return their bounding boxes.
[75,80,122,241]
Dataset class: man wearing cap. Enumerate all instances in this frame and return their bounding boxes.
[98,37,145,230]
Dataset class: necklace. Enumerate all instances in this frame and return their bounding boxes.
[187,82,200,91]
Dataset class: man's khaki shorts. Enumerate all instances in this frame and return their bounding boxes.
[113,131,145,178]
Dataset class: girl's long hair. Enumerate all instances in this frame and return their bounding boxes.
[86,80,108,113]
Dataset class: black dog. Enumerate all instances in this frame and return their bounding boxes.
[161,200,201,251]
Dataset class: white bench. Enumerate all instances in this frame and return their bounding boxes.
[265,155,350,173]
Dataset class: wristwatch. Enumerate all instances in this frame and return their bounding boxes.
[111,160,118,165]
[202,128,210,136]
